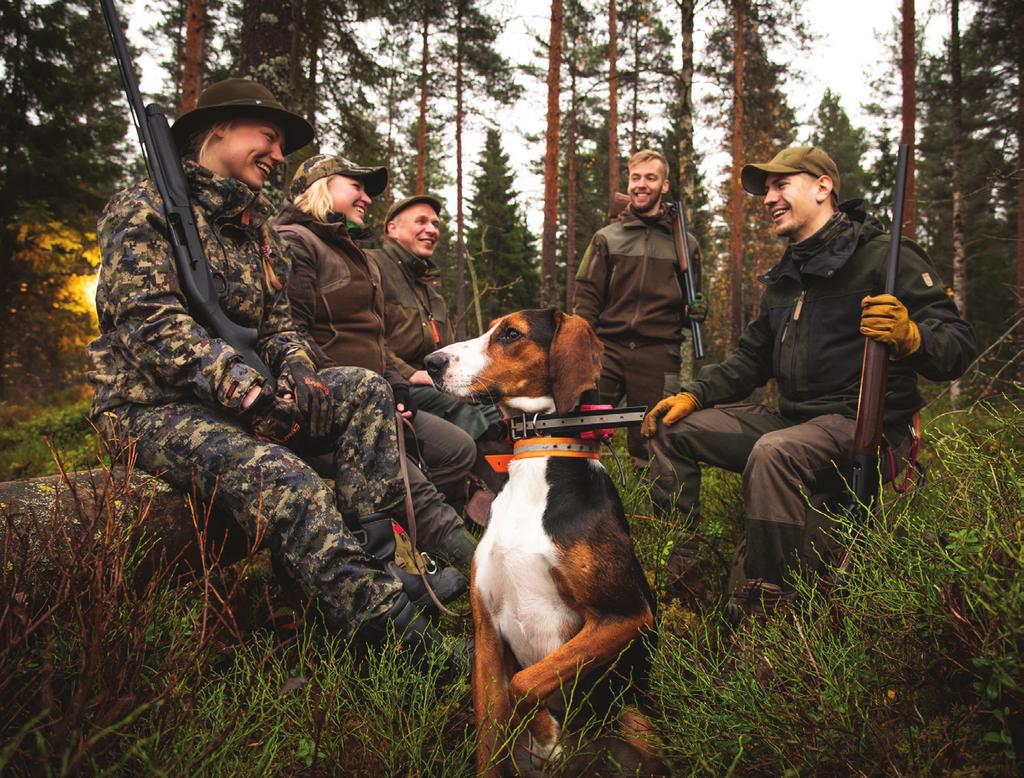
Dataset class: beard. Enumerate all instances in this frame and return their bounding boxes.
[631,192,662,216]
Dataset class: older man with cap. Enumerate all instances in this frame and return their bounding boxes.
[640,146,975,620]
[367,196,505,493]
[274,154,480,605]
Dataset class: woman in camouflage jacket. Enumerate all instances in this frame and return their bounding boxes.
[89,79,434,645]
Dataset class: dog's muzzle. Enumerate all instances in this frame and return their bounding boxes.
[424,351,449,385]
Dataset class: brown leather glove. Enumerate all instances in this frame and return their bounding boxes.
[860,293,921,360]
[641,392,701,438]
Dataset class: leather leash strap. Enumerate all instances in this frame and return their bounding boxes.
[396,416,460,618]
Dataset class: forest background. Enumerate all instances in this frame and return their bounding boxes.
[1,1,1023,774]
[0,0,1021,417]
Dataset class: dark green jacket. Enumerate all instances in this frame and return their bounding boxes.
[89,163,315,417]
[367,241,453,379]
[683,202,976,424]
[573,203,701,344]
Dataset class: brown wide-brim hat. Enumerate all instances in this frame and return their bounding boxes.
[171,78,314,156]
[288,154,389,200]
[741,146,841,197]
[384,194,443,225]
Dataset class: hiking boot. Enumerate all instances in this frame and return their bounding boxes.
[725,580,795,627]
[663,541,707,605]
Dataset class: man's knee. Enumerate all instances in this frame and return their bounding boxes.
[319,366,392,405]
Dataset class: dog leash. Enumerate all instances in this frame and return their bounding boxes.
[396,415,461,618]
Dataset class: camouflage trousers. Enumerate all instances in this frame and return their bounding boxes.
[102,367,418,637]
[648,403,858,588]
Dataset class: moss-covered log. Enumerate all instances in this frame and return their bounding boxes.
[0,466,250,585]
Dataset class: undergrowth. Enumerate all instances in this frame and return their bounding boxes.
[1,402,1021,775]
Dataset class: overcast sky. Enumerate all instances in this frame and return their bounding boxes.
[126,0,957,233]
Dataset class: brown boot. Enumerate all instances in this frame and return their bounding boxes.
[663,541,707,605]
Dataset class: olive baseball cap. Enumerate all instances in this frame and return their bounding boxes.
[741,146,841,197]
[288,154,388,200]
[384,194,443,226]
[171,78,314,155]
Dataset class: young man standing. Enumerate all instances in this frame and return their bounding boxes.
[641,146,976,618]
[573,149,704,464]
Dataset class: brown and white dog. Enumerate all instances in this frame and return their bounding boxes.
[425,309,661,777]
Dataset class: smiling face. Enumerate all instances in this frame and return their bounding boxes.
[627,158,670,216]
[763,172,835,242]
[387,203,441,258]
[201,118,285,190]
[327,175,373,226]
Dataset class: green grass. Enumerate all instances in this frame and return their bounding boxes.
[0,390,95,481]
[1,401,1021,775]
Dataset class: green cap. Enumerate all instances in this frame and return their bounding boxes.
[384,194,444,226]
[741,146,840,197]
[288,154,388,200]
[171,78,314,155]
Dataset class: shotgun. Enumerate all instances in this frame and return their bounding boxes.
[100,0,273,380]
[848,143,912,514]
[670,202,705,360]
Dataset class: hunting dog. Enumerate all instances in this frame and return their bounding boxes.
[425,309,661,777]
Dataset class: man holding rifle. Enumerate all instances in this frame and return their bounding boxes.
[641,146,975,619]
[573,149,706,465]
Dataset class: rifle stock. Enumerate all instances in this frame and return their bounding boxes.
[849,143,911,511]
[101,0,273,381]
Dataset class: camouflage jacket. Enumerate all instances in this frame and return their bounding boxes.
[88,162,315,417]
[573,203,702,344]
[366,241,453,379]
[681,202,977,425]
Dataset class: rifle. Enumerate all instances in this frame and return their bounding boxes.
[848,144,912,518]
[100,0,273,381]
[670,202,705,360]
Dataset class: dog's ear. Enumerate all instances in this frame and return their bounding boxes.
[550,311,603,415]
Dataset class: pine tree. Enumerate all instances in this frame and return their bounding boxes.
[541,0,564,306]
[809,89,869,201]
[618,0,674,154]
[465,129,539,331]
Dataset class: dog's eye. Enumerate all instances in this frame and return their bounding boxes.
[498,327,521,344]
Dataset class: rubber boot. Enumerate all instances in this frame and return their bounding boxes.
[436,526,478,571]
[358,593,473,671]
[350,510,467,608]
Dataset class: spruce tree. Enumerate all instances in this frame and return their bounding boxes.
[809,89,869,202]
[465,129,539,331]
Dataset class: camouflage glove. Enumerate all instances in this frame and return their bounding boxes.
[245,382,302,444]
[280,360,333,440]
[860,294,921,360]
[641,392,701,438]
[686,292,708,324]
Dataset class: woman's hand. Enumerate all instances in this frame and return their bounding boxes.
[408,370,434,386]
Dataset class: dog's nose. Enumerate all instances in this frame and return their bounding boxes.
[424,352,449,381]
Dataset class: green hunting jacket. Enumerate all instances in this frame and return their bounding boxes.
[573,203,702,344]
[88,163,315,417]
[367,241,453,379]
[681,201,977,425]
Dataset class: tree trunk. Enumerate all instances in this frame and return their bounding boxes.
[728,0,746,348]
[455,2,467,338]
[677,0,695,223]
[541,0,564,307]
[900,0,916,239]
[1016,3,1024,314]
[949,0,966,407]
[630,10,640,155]
[178,0,207,116]
[416,14,430,196]
[566,60,579,309]
[608,0,620,200]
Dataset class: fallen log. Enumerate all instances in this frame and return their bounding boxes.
[0,465,251,586]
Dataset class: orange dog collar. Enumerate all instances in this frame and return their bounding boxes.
[486,436,601,473]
